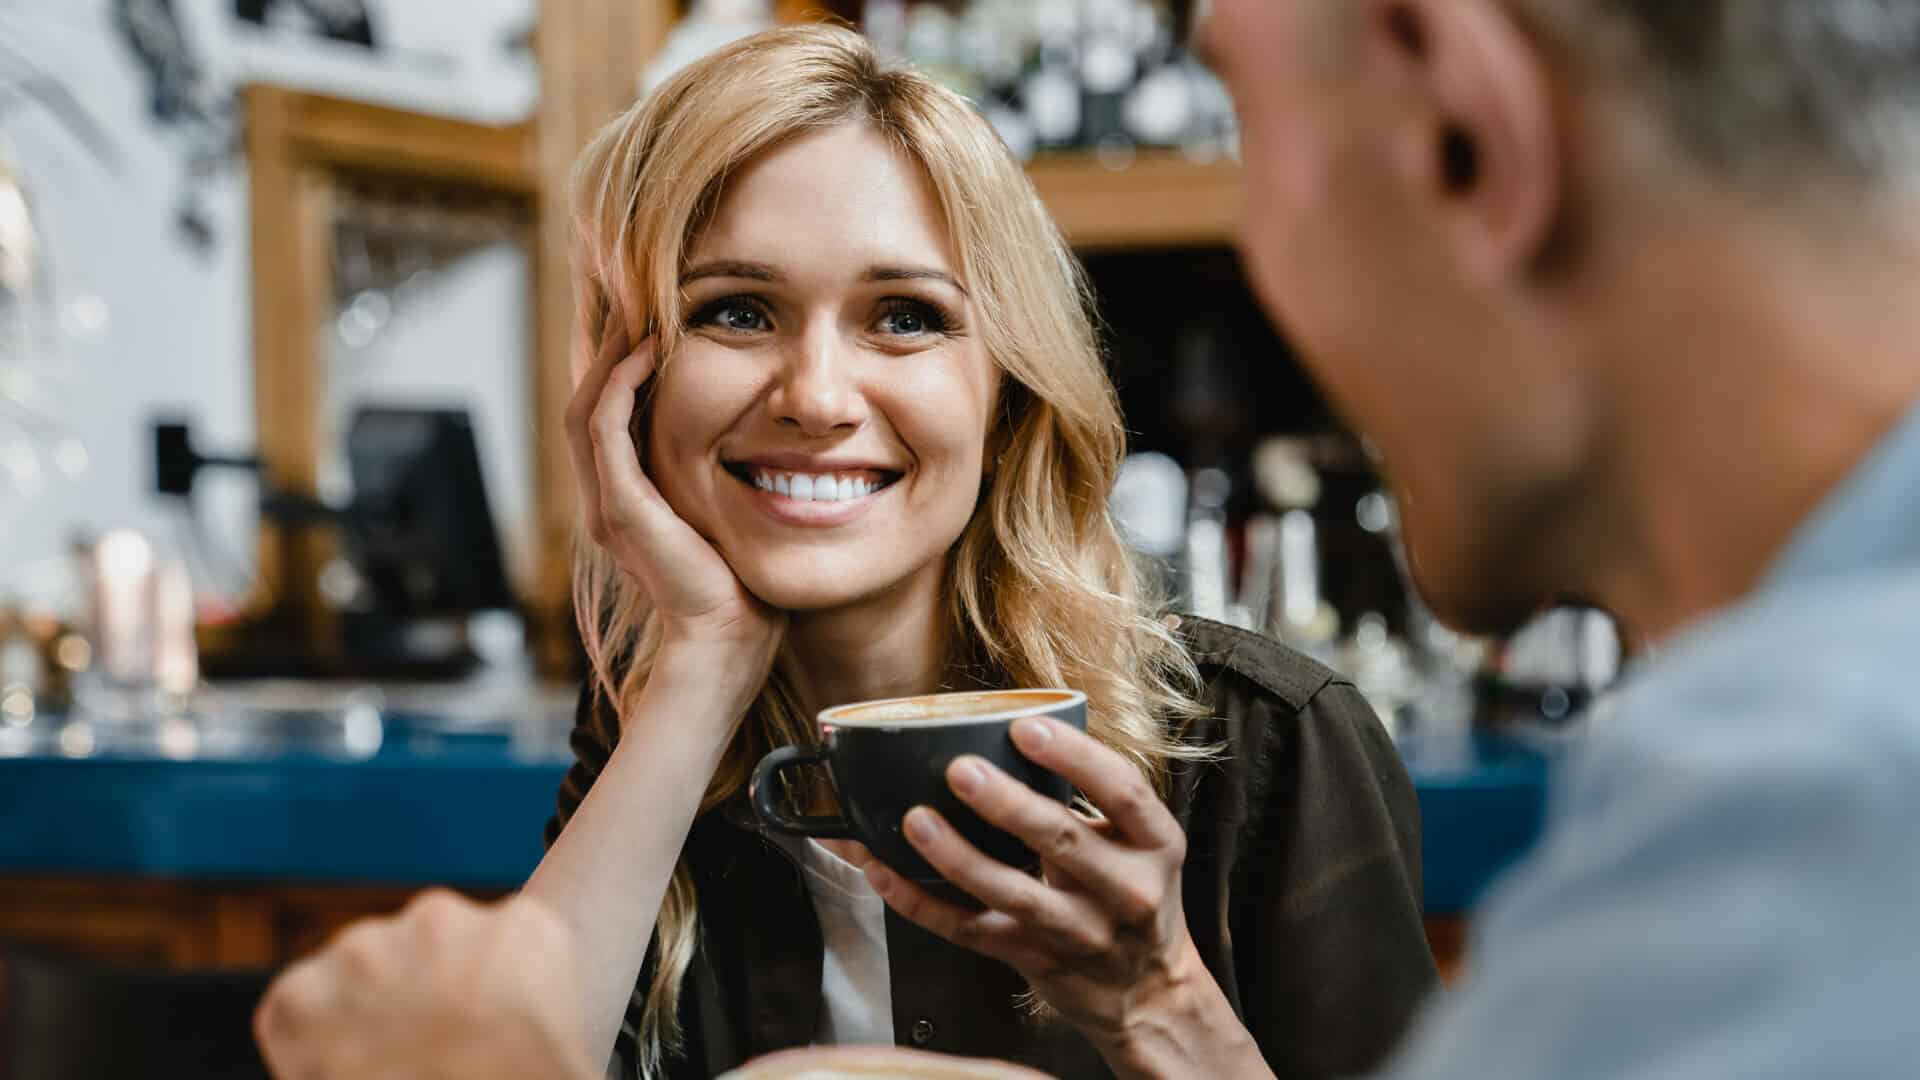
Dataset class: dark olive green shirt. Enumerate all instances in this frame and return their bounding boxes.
[547,616,1437,1078]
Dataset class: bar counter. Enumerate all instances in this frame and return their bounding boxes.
[0,692,1552,976]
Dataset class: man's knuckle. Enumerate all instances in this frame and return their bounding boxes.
[409,889,471,935]
[333,923,387,974]
[256,977,307,1036]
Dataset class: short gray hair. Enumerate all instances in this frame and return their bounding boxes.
[1516,0,1920,194]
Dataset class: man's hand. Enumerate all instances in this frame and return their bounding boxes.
[254,891,597,1080]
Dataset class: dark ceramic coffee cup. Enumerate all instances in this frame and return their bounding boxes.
[750,689,1088,896]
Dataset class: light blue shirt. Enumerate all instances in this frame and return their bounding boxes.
[1385,401,1920,1079]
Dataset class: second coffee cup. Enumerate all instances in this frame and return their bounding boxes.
[749,688,1088,899]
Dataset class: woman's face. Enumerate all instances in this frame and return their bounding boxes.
[646,122,1000,614]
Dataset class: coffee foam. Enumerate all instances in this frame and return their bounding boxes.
[721,1046,1054,1080]
[824,689,1077,727]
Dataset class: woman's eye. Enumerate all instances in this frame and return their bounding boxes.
[881,310,925,335]
[693,298,771,333]
[876,301,948,337]
[717,303,767,331]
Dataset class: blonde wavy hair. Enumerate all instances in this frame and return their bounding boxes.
[569,23,1208,1076]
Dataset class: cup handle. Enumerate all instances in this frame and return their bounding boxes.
[750,745,856,839]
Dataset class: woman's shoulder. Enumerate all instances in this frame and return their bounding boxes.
[1171,614,1346,714]
[1166,614,1408,813]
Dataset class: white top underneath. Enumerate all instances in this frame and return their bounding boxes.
[770,834,895,1046]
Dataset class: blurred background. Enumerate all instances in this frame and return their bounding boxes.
[0,2,1613,1073]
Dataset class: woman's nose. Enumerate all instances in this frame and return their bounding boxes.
[769,332,867,436]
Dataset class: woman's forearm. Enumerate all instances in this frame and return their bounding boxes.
[1098,941,1277,1080]
[523,649,758,1069]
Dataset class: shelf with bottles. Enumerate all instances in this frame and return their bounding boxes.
[858,0,1244,250]
[657,2,1243,251]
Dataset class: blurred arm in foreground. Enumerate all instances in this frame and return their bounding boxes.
[252,893,1052,1080]
[253,891,598,1080]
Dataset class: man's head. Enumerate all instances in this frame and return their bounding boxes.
[1198,0,1920,635]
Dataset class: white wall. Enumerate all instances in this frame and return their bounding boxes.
[0,0,536,615]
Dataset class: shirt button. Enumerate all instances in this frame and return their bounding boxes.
[910,1018,936,1046]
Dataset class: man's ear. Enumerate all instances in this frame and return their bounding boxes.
[1375,0,1563,283]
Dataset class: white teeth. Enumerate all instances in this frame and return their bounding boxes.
[748,468,886,502]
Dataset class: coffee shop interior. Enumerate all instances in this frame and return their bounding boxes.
[1,0,1622,1073]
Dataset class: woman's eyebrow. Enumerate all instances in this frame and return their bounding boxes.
[681,260,783,285]
[864,265,968,297]
[680,260,968,297]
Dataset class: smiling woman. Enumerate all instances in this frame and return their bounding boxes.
[529,23,1436,1080]
[645,121,996,613]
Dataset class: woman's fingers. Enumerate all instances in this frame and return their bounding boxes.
[939,757,1168,928]
[567,337,677,559]
[1010,718,1185,858]
[863,863,1055,973]
[895,806,1119,956]
[564,322,635,533]
[585,343,659,517]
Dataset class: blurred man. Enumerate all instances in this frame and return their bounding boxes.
[1203,0,1920,1075]
[258,0,1920,1076]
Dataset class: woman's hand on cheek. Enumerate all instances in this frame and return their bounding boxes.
[566,323,786,684]
[862,718,1272,1080]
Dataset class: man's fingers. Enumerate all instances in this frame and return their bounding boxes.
[255,956,334,1078]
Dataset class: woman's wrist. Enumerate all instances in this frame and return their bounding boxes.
[1098,940,1274,1080]
[631,641,768,739]
[654,640,771,705]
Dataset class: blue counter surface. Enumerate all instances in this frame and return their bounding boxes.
[0,712,1554,914]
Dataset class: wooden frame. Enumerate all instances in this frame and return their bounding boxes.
[528,0,677,673]
[243,85,540,654]
[1029,152,1244,251]
[244,0,676,673]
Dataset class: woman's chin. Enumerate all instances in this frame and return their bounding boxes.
[740,573,884,616]
[724,547,942,619]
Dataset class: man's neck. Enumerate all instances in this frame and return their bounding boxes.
[1570,195,1920,646]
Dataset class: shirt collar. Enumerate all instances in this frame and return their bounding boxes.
[1763,396,1920,591]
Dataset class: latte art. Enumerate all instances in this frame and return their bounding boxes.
[825,689,1080,727]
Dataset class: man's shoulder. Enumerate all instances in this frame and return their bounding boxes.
[1611,561,1920,748]
[1388,568,1920,1080]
